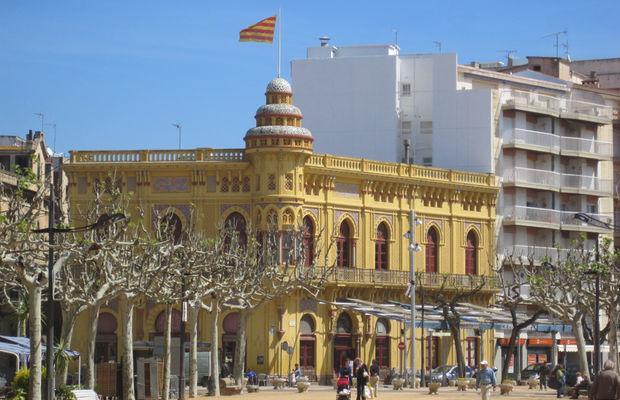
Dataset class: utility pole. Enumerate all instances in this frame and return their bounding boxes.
[407,210,421,387]
[172,123,182,150]
[34,112,45,132]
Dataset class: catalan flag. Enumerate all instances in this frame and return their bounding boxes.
[239,15,276,43]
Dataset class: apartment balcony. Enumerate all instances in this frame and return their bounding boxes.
[503,206,560,229]
[560,174,612,195]
[560,136,612,160]
[503,167,560,190]
[501,245,570,264]
[502,90,561,117]
[561,99,613,125]
[502,128,560,154]
[560,211,613,233]
[326,268,499,291]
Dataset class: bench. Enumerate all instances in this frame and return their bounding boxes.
[219,378,242,396]
[71,390,99,400]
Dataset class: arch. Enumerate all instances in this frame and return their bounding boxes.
[97,312,117,334]
[375,222,389,270]
[161,212,183,244]
[155,309,182,334]
[337,220,354,268]
[465,230,478,275]
[426,226,439,273]
[223,312,240,334]
[267,208,278,228]
[336,312,353,334]
[302,215,315,267]
[375,318,390,335]
[300,314,316,335]
[282,208,295,226]
[375,318,391,368]
[224,211,247,246]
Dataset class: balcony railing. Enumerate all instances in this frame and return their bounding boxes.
[326,268,499,290]
[560,211,613,230]
[560,137,612,158]
[70,148,247,163]
[503,128,560,153]
[502,90,561,115]
[562,99,613,122]
[504,206,560,225]
[560,174,612,194]
[503,167,560,188]
[502,245,570,262]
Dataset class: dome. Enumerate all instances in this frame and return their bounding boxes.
[246,126,312,139]
[255,103,302,118]
[266,77,292,94]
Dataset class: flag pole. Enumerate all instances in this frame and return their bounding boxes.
[277,8,282,78]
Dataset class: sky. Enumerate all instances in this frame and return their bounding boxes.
[1,0,619,155]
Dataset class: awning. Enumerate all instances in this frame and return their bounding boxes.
[0,336,80,358]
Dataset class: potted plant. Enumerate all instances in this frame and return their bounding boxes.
[296,376,310,392]
[428,381,441,394]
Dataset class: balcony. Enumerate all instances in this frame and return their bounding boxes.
[503,206,560,228]
[501,245,570,264]
[503,128,560,154]
[560,136,612,159]
[69,148,247,163]
[502,90,561,117]
[560,174,612,195]
[560,211,613,232]
[326,268,499,291]
[503,167,560,190]
[561,99,613,124]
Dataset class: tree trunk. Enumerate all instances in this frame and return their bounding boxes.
[572,315,590,381]
[121,294,136,400]
[188,304,198,398]
[232,310,247,386]
[29,285,43,400]
[607,305,619,373]
[443,307,465,379]
[57,305,77,386]
[501,328,519,381]
[210,307,220,396]
[85,302,101,390]
[162,304,172,400]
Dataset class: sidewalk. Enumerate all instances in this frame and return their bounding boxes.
[195,384,563,399]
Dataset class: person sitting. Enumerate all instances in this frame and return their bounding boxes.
[568,374,589,399]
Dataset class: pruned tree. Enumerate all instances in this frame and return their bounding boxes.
[424,274,488,378]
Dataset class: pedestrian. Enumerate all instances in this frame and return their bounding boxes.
[369,359,380,398]
[355,358,370,400]
[539,363,549,391]
[554,364,567,398]
[341,358,352,386]
[589,360,620,400]
[475,360,497,400]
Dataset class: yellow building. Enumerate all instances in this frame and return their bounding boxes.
[65,77,499,383]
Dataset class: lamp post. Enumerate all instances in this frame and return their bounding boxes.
[406,210,422,386]
[179,276,187,400]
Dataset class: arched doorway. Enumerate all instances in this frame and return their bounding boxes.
[375,318,390,372]
[154,309,182,338]
[333,313,355,373]
[224,212,247,247]
[465,231,478,275]
[161,213,183,244]
[375,223,389,270]
[222,312,240,371]
[337,221,353,268]
[426,227,439,273]
[299,314,316,379]
[302,216,315,267]
[95,312,117,362]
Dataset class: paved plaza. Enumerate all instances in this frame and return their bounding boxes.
[196,385,567,399]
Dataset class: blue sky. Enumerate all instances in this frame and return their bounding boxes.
[1,0,619,154]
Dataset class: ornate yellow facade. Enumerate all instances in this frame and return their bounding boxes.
[65,77,499,383]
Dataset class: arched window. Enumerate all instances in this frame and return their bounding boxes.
[337,221,353,268]
[299,314,316,375]
[155,309,182,335]
[225,212,247,247]
[375,223,389,270]
[336,313,353,334]
[302,216,315,267]
[375,318,390,368]
[426,227,439,273]
[96,312,117,362]
[222,312,240,369]
[161,213,183,244]
[465,231,478,275]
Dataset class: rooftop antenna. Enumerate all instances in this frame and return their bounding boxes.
[34,112,44,132]
[497,50,517,65]
[541,30,567,58]
[44,123,57,153]
[563,40,571,62]
[172,123,182,149]
[392,29,398,46]
[433,41,442,53]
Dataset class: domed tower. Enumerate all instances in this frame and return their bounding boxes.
[244,78,313,229]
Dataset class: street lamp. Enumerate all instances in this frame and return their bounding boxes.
[405,210,422,387]
[33,209,126,400]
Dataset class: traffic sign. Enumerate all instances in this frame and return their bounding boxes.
[398,342,406,350]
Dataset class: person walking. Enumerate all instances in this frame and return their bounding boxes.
[539,363,549,391]
[589,360,620,400]
[355,358,370,400]
[476,360,497,400]
[369,359,380,398]
[554,364,567,398]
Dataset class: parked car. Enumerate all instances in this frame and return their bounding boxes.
[429,365,475,385]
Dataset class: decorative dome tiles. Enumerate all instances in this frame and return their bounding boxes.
[255,103,302,117]
[246,126,312,138]
[266,77,292,94]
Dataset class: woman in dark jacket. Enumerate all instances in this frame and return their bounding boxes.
[355,359,369,400]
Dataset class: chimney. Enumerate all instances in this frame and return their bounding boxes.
[319,36,330,47]
[27,130,33,141]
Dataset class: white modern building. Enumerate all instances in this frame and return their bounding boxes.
[292,41,615,262]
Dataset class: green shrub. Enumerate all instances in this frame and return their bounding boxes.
[10,367,46,400]
[55,385,77,400]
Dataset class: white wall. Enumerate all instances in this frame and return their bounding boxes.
[432,89,493,172]
[292,54,399,161]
